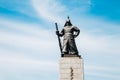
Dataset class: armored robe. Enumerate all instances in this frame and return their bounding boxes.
[59,25,80,54]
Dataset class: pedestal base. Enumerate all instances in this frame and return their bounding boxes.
[59,57,84,80]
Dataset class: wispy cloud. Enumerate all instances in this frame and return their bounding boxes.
[78,32,120,54]
[0,0,38,19]
[0,18,58,80]
[0,19,58,62]
[0,54,57,71]
[31,0,93,24]
[31,0,66,24]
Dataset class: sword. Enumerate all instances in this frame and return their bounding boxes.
[55,23,62,54]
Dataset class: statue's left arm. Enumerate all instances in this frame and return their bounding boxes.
[73,26,80,38]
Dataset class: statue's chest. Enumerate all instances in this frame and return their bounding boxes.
[64,27,73,33]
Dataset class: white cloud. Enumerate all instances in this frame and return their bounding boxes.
[0,30,56,52]
[78,32,120,54]
[0,0,37,18]
[86,71,120,80]
[85,65,120,73]
[31,0,93,24]
[0,54,57,71]
[0,18,57,52]
[84,65,120,80]
[31,0,66,24]
[0,18,59,66]
[0,19,59,79]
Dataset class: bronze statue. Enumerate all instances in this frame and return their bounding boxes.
[55,17,80,57]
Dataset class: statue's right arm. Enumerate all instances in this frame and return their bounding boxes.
[56,29,64,37]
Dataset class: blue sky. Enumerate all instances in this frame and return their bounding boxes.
[0,0,120,80]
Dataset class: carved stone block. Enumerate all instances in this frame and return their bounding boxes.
[59,57,84,80]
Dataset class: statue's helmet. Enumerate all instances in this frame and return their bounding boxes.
[64,17,72,27]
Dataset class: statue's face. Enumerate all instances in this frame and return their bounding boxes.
[66,22,69,26]
[66,22,71,26]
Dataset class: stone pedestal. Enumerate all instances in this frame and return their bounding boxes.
[59,57,84,80]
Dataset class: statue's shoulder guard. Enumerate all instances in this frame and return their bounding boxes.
[72,26,80,31]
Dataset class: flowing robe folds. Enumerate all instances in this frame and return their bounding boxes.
[59,26,80,54]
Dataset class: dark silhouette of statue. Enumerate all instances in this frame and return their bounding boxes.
[56,17,80,57]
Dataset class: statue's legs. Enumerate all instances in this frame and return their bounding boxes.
[69,39,78,54]
[62,39,69,54]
